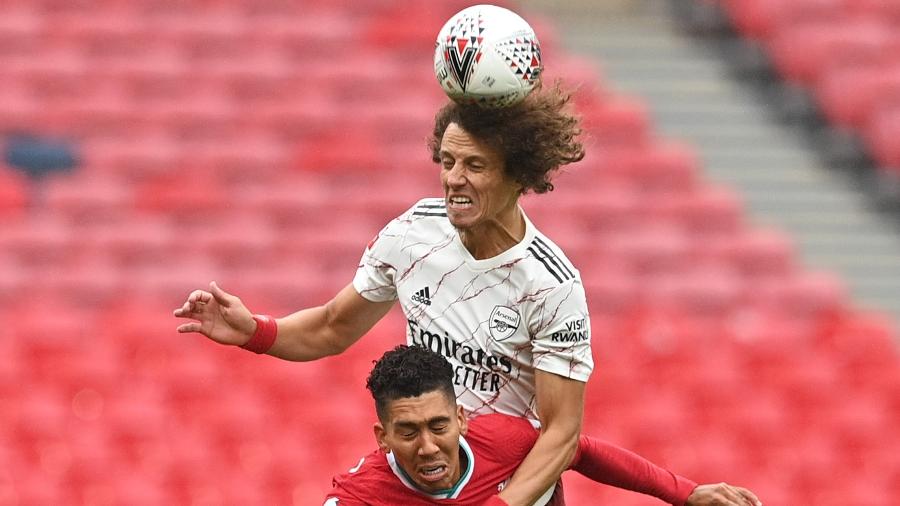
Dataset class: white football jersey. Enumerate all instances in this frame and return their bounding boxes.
[354,198,593,421]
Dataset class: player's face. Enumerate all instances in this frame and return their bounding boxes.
[439,123,522,230]
[374,390,469,493]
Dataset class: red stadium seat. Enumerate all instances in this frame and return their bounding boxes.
[816,64,900,131]
[768,19,896,87]
[42,173,134,222]
[0,2,897,504]
[863,101,900,171]
[135,173,230,220]
[0,167,28,220]
[596,142,700,193]
[83,134,184,181]
[721,0,849,42]
[579,93,652,149]
[721,227,795,279]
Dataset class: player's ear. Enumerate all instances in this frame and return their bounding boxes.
[456,405,468,436]
[374,422,390,453]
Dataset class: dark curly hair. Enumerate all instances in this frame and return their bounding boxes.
[367,345,456,422]
[428,83,585,194]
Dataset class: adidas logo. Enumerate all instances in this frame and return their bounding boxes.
[411,287,432,306]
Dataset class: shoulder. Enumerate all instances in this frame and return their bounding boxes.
[467,414,539,462]
[409,197,447,218]
[329,452,394,501]
[367,198,450,252]
[522,230,580,287]
[382,198,449,234]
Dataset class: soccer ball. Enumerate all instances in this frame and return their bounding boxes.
[434,4,543,108]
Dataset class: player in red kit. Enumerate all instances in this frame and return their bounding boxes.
[324,345,762,506]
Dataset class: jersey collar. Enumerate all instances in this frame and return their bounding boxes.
[453,206,536,271]
[385,434,475,500]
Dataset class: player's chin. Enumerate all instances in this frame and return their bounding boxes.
[446,209,479,229]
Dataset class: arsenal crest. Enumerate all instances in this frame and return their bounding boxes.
[489,305,520,341]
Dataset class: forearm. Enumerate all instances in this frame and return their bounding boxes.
[570,436,697,506]
[498,427,579,506]
[265,284,393,361]
[267,305,348,361]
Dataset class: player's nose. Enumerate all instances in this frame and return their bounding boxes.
[445,163,467,187]
[417,434,441,457]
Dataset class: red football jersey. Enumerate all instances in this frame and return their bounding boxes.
[325,414,550,506]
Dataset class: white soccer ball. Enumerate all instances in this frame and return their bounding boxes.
[434,4,543,108]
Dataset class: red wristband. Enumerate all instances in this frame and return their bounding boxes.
[240,314,277,354]
[483,496,509,506]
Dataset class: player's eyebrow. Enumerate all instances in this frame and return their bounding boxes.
[439,148,489,163]
[393,416,452,430]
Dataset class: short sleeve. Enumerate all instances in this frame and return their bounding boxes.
[352,217,403,303]
[528,279,593,382]
[352,199,435,303]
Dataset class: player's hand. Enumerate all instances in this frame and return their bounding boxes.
[686,483,762,506]
[173,281,256,346]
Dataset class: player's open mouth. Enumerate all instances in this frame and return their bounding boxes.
[447,196,473,210]
[419,464,448,482]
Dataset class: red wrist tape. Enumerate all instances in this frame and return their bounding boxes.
[483,496,509,506]
[241,314,277,354]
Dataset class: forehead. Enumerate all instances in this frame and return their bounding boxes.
[385,390,456,425]
[440,123,502,162]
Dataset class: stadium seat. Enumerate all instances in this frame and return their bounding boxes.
[816,64,900,131]
[721,0,849,42]
[598,142,699,193]
[579,94,652,149]
[0,166,28,220]
[863,101,900,170]
[767,19,895,87]
[1,1,898,503]
[721,227,795,280]
[42,173,134,221]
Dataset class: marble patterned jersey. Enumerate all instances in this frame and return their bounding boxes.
[353,198,593,422]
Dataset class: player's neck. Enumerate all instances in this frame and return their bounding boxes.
[458,206,526,260]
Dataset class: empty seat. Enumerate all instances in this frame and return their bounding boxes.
[722,0,849,42]
[0,167,28,219]
[864,101,900,171]
[768,19,895,87]
[816,64,900,131]
[42,173,134,221]
[579,93,651,149]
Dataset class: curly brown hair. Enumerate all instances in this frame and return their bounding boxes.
[428,83,585,194]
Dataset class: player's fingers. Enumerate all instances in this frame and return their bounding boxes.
[208,281,232,307]
[177,322,202,333]
[736,487,762,506]
[719,484,752,505]
[175,299,195,315]
[187,289,210,303]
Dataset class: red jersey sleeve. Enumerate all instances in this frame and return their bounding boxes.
[570,435,698,506]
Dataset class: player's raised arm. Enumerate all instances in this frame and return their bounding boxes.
[494,370,585,506]
[174,282,395,361]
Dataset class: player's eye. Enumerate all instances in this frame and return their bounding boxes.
[441,158,454,169]
[432,424,448,433]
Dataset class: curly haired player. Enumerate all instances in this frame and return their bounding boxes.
[176,87,761,506]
